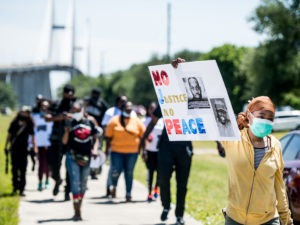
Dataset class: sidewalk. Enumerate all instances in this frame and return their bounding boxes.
[19,164,203,225]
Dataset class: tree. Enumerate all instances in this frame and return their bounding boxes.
[0,81,17,110]
[247,0,300,107]
[199,44,251,113]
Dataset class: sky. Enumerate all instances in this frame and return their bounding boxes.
[0,0,265,77]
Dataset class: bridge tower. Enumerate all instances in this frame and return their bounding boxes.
[37,0,76,66]
[0,0,85,107]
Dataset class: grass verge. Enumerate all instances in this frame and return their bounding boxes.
[135,154,227,225]
[0,115,19,225]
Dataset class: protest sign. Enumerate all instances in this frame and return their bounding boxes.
[148,60,240,141]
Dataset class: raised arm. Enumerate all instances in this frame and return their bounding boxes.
[62,127,70,145]
[139,116,159,152]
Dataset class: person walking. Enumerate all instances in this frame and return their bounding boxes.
[101,95,136,197]
[139,58,193,225]
[4,106,37,196]
[141,102,163,202]
[85,88,109,126]
[32,99,53,191]
[105,101,145,202]
[218,96,293,225]
[28,94,43,171]
[139,105,193,225]
[63,100,99,221]
[45,84,76,200]
[85,88,108,179]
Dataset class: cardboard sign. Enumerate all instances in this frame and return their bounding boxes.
[148,60,240,141]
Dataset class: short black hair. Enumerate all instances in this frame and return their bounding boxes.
[91,88,102,95]
[63,84,75,94]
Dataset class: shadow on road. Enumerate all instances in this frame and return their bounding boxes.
[93,199,148,205]
[88,195,108,200]
[28,198,65,204]
[37,218,73,223]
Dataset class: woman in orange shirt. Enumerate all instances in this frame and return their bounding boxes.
[105,101,145,202]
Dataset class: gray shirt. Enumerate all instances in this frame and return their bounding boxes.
[254,146,268,170]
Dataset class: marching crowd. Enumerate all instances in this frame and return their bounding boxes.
[4,82,191,225]
[4,58,294,225]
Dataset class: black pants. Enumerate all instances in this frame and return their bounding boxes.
[158,143,192,217]
[47,143,70,193]
[47,143,63,182]
[145,151,159,193]
[11,150,28,193]
[28,148,36,168]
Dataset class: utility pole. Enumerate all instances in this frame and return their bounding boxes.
[166,2,171,61]
[99,51,105,77]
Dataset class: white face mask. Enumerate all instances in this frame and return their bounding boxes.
[73,109,84,121]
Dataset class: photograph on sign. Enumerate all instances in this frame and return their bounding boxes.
[148,60,240,141]
[182,76,210,109]
[210,98,234,137]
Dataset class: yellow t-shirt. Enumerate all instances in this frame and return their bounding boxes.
[105,115,145,153]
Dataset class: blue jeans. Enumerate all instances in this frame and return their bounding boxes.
[110,152,138,196]
[66,152,90,196]
[225,215,280,225]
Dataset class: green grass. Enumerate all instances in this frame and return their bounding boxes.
[135,154,227,225]
[134,131,288,225]
[0,115,19,225]
[193,141,216,149]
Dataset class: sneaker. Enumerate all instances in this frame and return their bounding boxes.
[176,217,185,225]
[125,195,132,202]
[64,192,70,201]
[147,194,153,202]
[153,187,160,198]
[45,179,50,189]
[109,186,116,198]
[38,181,43,191]
[160,208,170,221]
[91,175,98,180]
[53,179,62,196]
[105,187,110,197]
[20,192,26,197]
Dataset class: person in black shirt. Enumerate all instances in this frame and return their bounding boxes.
[85,88,108,126]
[85,88,108,179]
[4,106,37,196]
[63,100,98,221]
[139,106,193,225]
[139,58,194,225]
[45,84,76,200]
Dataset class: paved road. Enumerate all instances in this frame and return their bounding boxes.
[19,164,203,225]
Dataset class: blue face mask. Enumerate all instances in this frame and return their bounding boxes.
[250,117,273,138]
[40,111,46,117]
[122,111,130,118]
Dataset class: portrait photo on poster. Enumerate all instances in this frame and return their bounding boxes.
[210,98,234,137]
[182,76,210,110]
